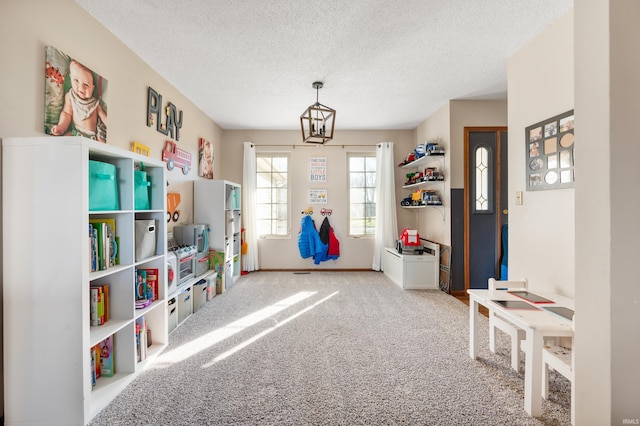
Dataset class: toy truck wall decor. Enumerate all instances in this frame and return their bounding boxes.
[162,140,191,175]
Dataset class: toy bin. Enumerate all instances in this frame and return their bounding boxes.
[89,160,119,211]
[134,170,150,210]
[135,219,157,261]
[193,279,207,312]
[178,287,192,325]
[167,297,178,333]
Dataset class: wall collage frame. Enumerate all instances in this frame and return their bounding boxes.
[525,109,574,191]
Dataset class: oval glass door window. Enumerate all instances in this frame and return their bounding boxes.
[545,170,558,184]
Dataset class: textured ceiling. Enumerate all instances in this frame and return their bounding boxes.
[75,0,572,131]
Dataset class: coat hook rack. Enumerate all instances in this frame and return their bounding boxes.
[320,208,332,216]
[301,206,313,215]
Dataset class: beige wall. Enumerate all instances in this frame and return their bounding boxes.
[222,130,414,269]
[0,0,223,231]
[449,100,508,189]
[507,10,575,297]
[412,100,508,246]
[413,102,451,244]
[0,0,224,417]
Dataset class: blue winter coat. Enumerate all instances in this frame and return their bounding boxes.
[298,215,328,264]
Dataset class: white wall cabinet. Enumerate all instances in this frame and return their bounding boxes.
[194,180,241,288]
[2,136,168,424]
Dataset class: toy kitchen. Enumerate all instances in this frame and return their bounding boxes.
[168,224,210,292]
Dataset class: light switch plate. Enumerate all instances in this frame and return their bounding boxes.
[515,191,523,205]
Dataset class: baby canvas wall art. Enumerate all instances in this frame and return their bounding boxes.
[45,46,108,143]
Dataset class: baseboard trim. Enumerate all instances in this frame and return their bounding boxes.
[257,268,377,272]
[450,290,467,298]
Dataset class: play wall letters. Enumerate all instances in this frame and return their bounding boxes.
[147,87,183,140]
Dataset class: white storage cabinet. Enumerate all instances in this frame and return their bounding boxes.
[194,180,241,288]
[383,241,440,290]
[2,136,168,424]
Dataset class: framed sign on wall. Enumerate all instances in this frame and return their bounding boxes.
[525,109,574,191]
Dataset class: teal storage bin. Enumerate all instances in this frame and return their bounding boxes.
[134,171,150,210]
[89,160,119,211]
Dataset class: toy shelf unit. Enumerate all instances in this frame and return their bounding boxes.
[194,180,242,289]
[399,141,445,209]
[383,240,440,290]
[2,136,168,425]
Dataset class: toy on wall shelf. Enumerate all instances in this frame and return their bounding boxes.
[131,141,150,157]
[167,193,181,223]
[162,140,191,175]
[400,189,442,207]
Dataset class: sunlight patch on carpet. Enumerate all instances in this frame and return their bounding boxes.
[155,291,317,365]
[203,291,340,367]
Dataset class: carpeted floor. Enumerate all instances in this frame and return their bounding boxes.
[90,271,571,425]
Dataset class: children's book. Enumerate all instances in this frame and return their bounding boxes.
[90,287,99,326]
[99,336,114,377]
[139,268,159,301]
[92,344,101,379]
[89,218,118,268]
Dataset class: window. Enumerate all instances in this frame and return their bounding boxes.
[473,145,493,213]
[256,154,289,237]
[349,154,376,236]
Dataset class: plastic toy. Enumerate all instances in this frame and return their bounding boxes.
[425,142,445,155]
[396,228,424,255]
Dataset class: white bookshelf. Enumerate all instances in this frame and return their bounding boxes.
[194,180,241,288]
[2,136,168,424]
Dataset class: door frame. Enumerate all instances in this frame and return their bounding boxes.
[463,127,507,291]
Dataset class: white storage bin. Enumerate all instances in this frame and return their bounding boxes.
[178,287,192,324]
[193,279,207,312]
[225,260,233,289]
[167,297,178,333]
[383,247,439,290]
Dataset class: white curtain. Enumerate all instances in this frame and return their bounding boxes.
[372,142,398,271]
[242,142,259,271]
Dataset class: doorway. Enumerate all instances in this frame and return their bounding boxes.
[464,128,508,290]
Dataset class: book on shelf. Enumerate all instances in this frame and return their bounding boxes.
[134,269,150,309]
[91,348,97,387]
[99,336,114,377]
[90,335,115,386]
[89,218,119,270]
[90,284,109,326]
[138,268,159,302]
[135,317,148,362]
[89,224,98,272]
[92,343,101,380]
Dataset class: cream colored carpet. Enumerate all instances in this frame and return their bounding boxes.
[90,271,570,425]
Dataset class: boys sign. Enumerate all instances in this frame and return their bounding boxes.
[310,157,327,182]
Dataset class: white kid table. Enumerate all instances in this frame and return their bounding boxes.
[467,289,574,418]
